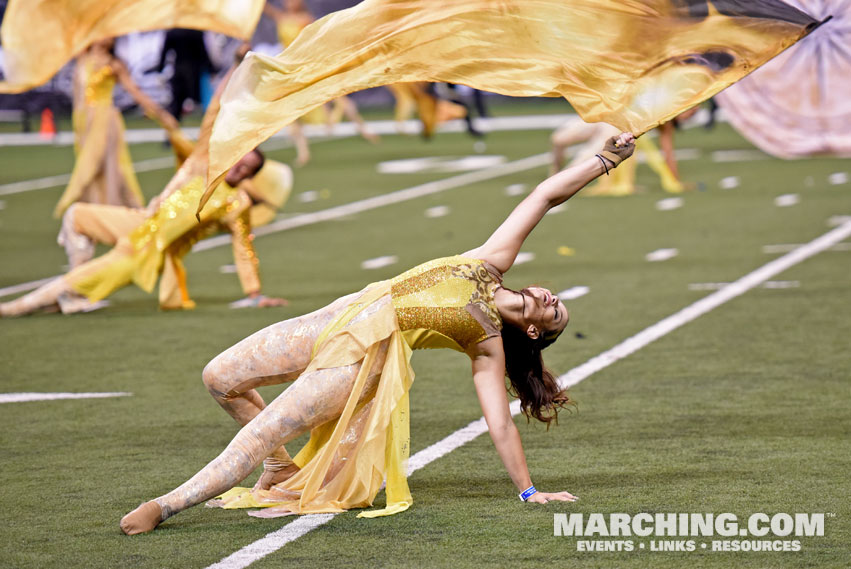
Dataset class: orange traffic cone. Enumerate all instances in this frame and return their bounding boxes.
[39,108,56,140]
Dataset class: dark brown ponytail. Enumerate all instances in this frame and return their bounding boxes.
[501,323,573,427]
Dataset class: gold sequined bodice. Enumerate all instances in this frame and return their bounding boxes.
[390,256,502,352]
[128,176,246,256]
[82,60,116,106]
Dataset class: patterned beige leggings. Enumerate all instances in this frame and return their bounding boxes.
[153,290,387,520]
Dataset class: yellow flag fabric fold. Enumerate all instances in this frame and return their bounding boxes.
[0,0,264,93]
[208,0,819,188]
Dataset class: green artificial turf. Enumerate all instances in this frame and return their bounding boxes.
[0,114,849,568]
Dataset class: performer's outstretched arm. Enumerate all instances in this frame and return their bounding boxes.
[470,337,576,504]
[112,59,179,133]
[111,58,195,165]
[225,201,288,308]
[466,133,635,273]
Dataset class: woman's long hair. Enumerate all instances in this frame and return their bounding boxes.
[501,321,573,427]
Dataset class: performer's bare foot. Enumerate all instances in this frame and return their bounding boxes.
[120,501,163,535]
[663,180,696,194]
[254,463,301,491]
[159,299,196,311]
[295,151,311,167]
[362,130,381,144]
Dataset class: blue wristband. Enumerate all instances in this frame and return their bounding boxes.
[519,485,538,501]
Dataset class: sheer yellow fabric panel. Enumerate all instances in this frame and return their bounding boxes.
[206,0,818,185]
[66,248,137,302]
[216,283,415,517]
[53,106,144,217]
[0,0,264,93]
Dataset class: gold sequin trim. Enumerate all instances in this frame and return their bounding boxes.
[84,64,116,106]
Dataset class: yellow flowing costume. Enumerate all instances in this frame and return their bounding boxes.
[68,175,255,307]
[387,82,468,137]
[53,50,145,217]
[152,256,503,518]
[0,0,267,218]
[63,56,291,308]
[0,156,291,317]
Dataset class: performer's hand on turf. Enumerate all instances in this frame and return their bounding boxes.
[230,294,290,309]
[255,295,289,308]
[248,292,289,308]
[526,490,578,504]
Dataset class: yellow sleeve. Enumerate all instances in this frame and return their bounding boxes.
[226,207,261,295]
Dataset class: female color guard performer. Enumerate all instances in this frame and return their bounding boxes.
[120,132,636,534]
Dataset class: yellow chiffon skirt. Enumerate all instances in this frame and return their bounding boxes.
[54,104,144,218]
[212,282,416,518]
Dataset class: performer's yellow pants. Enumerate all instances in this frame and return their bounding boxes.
[60,203,192,309]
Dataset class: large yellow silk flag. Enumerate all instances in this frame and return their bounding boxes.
[205,0,820,199]
[0,0,264,93]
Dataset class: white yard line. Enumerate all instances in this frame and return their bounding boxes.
[0,276,55,298]
[763,242,851,254]
[0,131,294,197]
[558,286,590,300]
[206,217,851,569]
[0,156,175,196]
[645,248,679,262]
[0,392,132,404]
[557,219,851,388]
[1,112,719,197]
[0,127,200,148]
[0,112,754,199]
[360,255,398,270]
[205,515,336,569]
[0,173,74,196]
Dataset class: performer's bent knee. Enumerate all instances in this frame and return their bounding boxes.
[201,361,229,400]
[202,359,264,402]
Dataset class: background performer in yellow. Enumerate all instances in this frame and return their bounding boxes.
[1,43,285,316]
[53,39,184,218]
[551,109,698,195]
[119,133,636,534]
[0,146,290,317]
